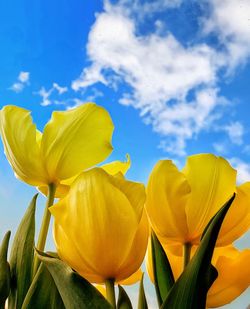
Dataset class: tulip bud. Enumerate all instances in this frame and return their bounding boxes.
[50,168,148,284]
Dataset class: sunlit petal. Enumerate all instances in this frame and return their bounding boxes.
[0,105,48,186]
[217,182,250,245]
[145,160,190,242]
[41,103,114,182]
[50,168,145,282]
[101,154,131,175]
[207,246,250,308]
[183,154,236,243]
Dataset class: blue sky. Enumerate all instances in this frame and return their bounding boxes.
[0,0,250,308]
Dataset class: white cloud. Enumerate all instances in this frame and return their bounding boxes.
[18,71,30,83]
[36,82,68,106]
[37,87,53,106]
[203,0,250,69]
[224,122,244,145]
[72,0,250,155]
[230,157,250,184]
[10,71,30,93]
[52,82,68,95]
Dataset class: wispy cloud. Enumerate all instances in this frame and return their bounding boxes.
[230,157,250,184]
[52,82,68,95]
[36,82,68,106]
[224,122,244,145]
[202,0,250,69]
[10,71,30,93]
[72,0,250,155]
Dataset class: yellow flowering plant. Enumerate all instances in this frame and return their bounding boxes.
[0,102,249,309]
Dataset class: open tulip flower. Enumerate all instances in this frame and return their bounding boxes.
[50,167,148,285]
[1,103,250,309]
[146,240,250,308]
[0,103,114,190]
[145,154,250,247]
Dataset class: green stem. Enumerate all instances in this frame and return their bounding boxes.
[105,279,116,308]
[33,183,56,276]
[183,242,192,270]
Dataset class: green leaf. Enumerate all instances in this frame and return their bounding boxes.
[21,262,65,309]
[151,231,175,306]
[0,231,11,309]
[8,194,38,309]
[37,251,112,309]
[161,194,235,309]
[137,273,148,309]
[117,285,133,309]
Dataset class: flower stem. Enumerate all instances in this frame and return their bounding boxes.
[183,242,192,270]
[105,279,116,308]
[33,183,56,276]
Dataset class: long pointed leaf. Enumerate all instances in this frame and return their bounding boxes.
[117,285,133,309]
[161,194,235,309]
[8,194,38,309]
[151,231,174,306]
[137,274,148,309]
[37,251,112,309]
[21,262,64,309]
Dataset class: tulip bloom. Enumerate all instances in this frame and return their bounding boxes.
[0,104,114,188]
[145,154,250,247]
[50,168,148,283]
[146,241,250,308]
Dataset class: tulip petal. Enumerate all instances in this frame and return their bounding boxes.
[110,174,146,223]
[40,155,132,198]
[118,269,143,285]
[50,168,141,282]
[38,184,70,199]
[116,211,149,282]
[145,160,190,242]
[101,154,131,175]
[217,182,250,245]
[53,222,103,283]
[0,106,47,186]
[183,154,236,243]
[207,246,250,308]
[41,103,114,182]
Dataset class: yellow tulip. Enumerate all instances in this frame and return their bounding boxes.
[145,154,250,247]
[50,168,149,283]
[0,103,114,188]
[146,241,250,308]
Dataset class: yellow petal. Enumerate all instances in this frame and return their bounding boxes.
[39,155,132,198]
[207,246,250,308]
[101,154,131,175]
[217,182,250,245]
[50,168,144,282]
[38,183,70,198]
[119,268,143,285]
[145,160,190,243]
[41,103,114,182]
[110,173,146,223]
[183,154,236,243]
[115,211,149,282]
[0,106,48,186]
[94,284,106,297]
[53,222,102,282]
